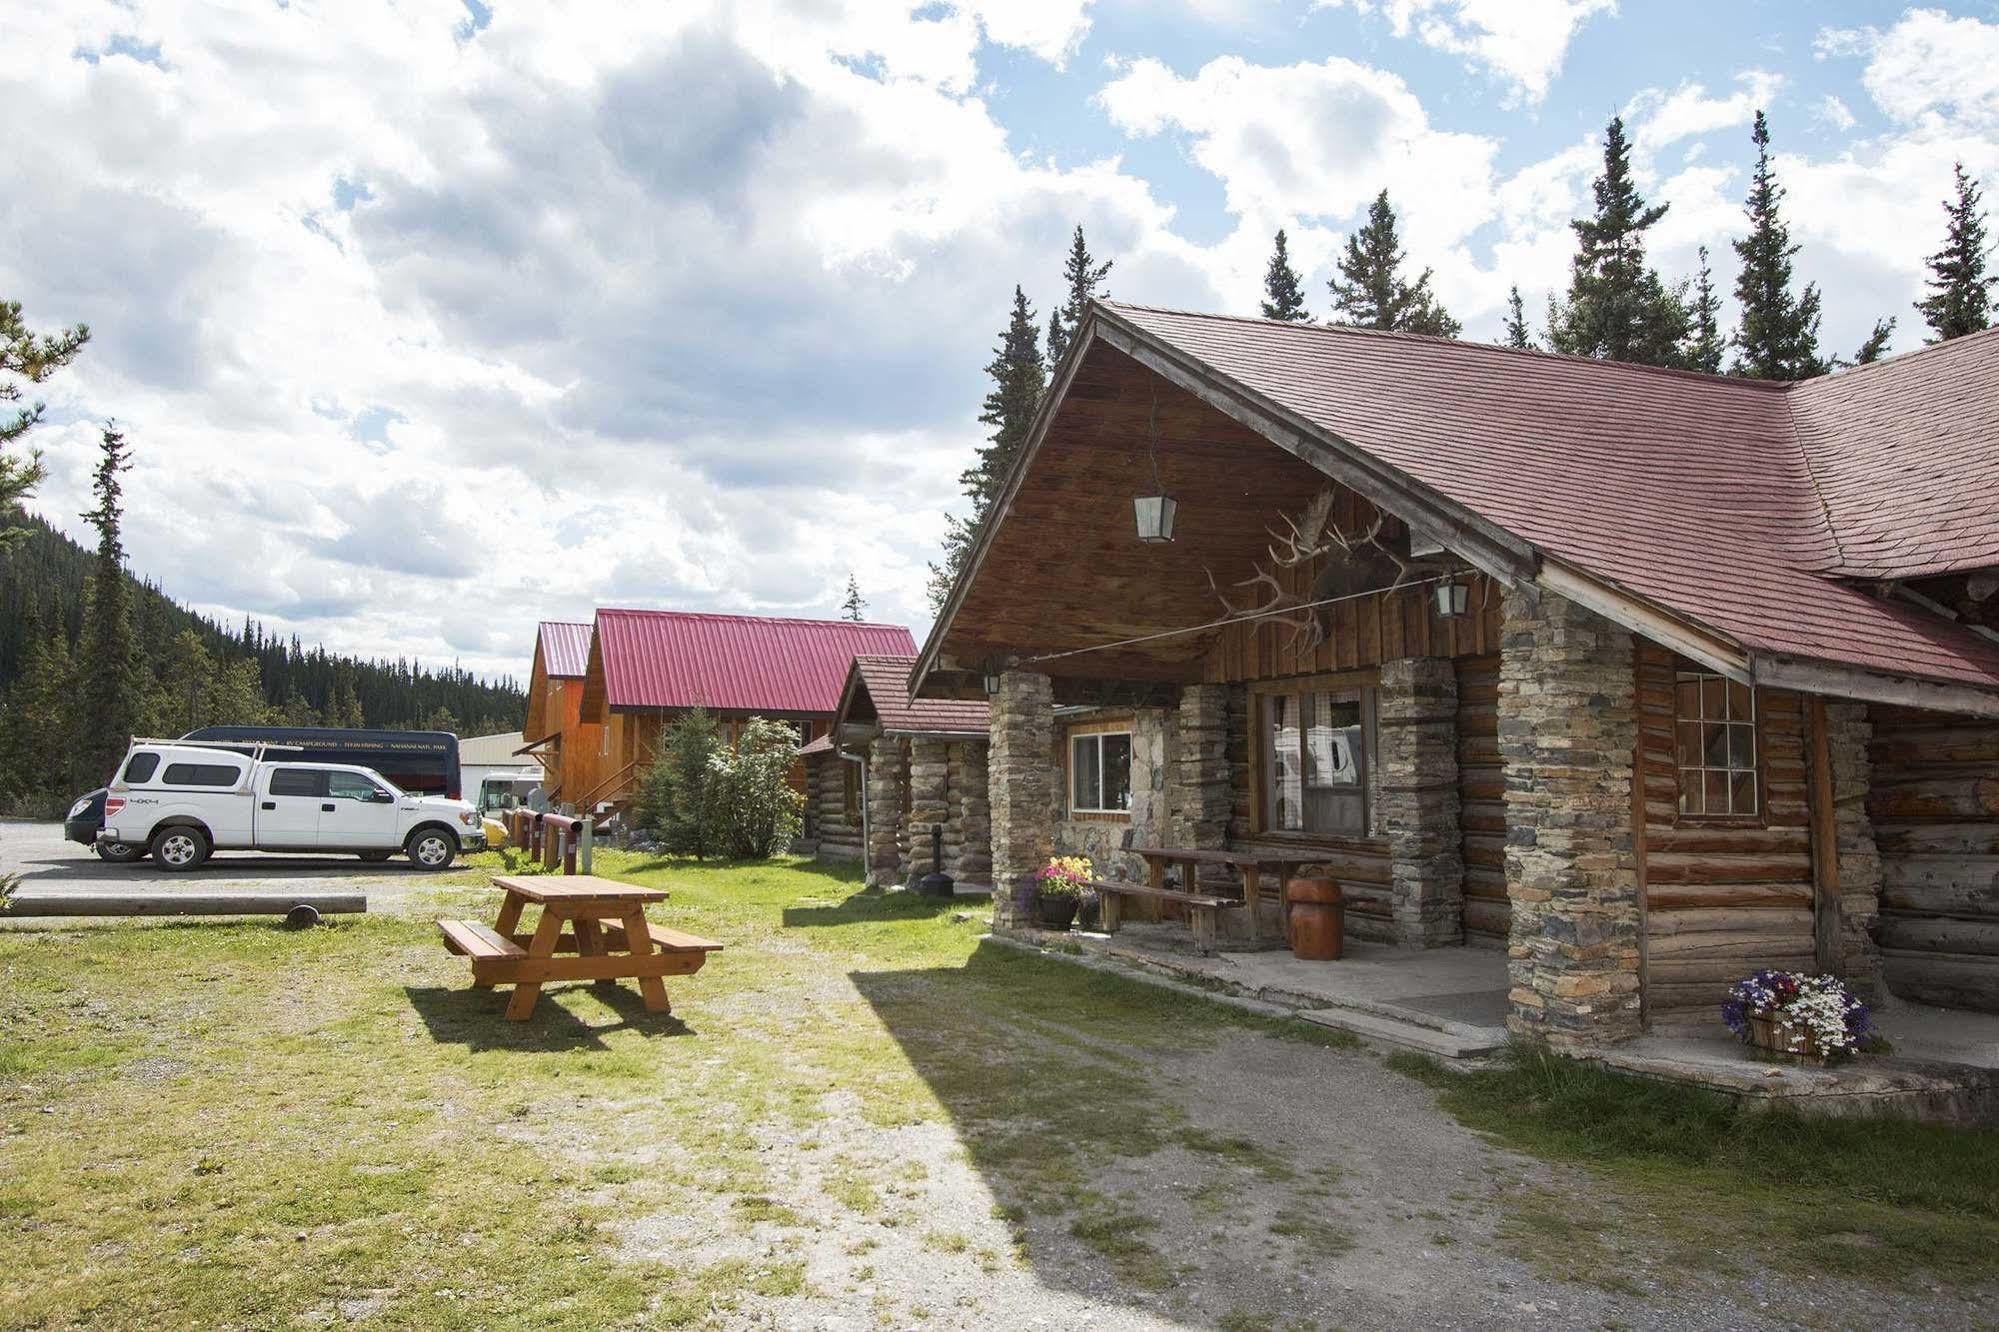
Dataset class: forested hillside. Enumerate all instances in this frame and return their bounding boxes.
[1,516,524,808]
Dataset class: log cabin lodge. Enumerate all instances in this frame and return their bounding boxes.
[909,301,1999,1049]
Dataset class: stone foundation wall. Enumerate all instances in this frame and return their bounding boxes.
[1169,684,1232,856]
[866,735,907,884]
[1500,588,1642,1050]
[905,738,949,882]
[1824,702,1882,997]
[1377,657,1463,948]
[948,740,992,881]
[989,672,1055,927]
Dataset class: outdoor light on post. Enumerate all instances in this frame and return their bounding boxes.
[1133,382,1176,544]
[1432,576,1471,619]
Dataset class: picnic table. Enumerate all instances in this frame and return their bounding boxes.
[1125,845,1319,945]
[438,874,722,1021]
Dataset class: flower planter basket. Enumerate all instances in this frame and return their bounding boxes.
[1035,893,1079,931]
[1722,969,1869,1065]
[1744,1012,1832,1065]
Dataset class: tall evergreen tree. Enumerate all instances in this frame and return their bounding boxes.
[1683,246,1726,374]
[840,573,867,622]
[73,423,140,785]
[1501,285,1535,349]
[0,301,89,552]
[927,287,1048,611]
[0,613,73,801]
[1851,317,1897,367]
[1548,116,1689,366]
[1731,111,1827,380]
[1914,163,1995,343]
[1327,190,1460,337]
[1260,229,1311,321]
[1045,225,1113,365]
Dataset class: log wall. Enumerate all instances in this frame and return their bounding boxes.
[1870,705,1999,1012]
[1636,642,1816,1028]
[1456,654,1507,944]
[807,752,862,858]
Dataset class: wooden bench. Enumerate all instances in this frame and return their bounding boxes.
[1087,880,1242,956]
[439,916,724,990]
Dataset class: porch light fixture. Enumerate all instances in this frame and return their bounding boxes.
[1432,577,1471,619]
[982,666,1002,695]
[1133,383,1176,544]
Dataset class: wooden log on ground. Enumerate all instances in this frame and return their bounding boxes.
[5,891,367,918]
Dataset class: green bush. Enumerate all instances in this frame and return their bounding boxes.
[704,716,805,859]
[631,707,721,858]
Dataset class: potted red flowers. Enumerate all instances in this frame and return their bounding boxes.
[1033,856,1093,931]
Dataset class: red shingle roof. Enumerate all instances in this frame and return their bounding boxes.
[594,610,916,715]
[845,655,989,735]
[537,621,592,679]
[1106,303,1999,692]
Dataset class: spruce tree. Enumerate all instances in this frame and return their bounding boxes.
[1327,190,1460,337]
[1261,229,1311,321]
[0,613,73,801]
[928,286,1047,611]
[1914,163,1995,342]
[1502,286,1535,349]
[73,423,140,785]
[1851,317,1897,367]
[1682,246,1726,374]
[1045,225,1113,365]
[633,707,721,858]
[1548,116,1689,366]
[0,301,89,552]
[840,573,867,622]
[1731,111,1827,380]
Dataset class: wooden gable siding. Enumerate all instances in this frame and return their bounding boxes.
[1635,642,1816,1025]
[1869,705,1999,1012]
[1456,654,1507,942]
[597,710,823,807]
[1202,563,1503,684]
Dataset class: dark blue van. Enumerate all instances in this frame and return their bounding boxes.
[181,727,463,800]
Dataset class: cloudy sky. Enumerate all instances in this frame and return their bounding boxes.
[7,2,1998,684]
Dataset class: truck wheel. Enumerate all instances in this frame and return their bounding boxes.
[406,828,457,871]
[96,840,145,864]
[358,851,393,862]
[153,827,211,872]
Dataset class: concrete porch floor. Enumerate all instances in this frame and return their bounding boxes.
[1000,921,1999,1122]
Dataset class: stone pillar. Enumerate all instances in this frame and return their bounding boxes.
[1170,684,1233,852]
[865,734,905,886]
[1500,588,1642,1050]
[988,671,1055,928]
[1825,702,1883,999]
[908,738,950,881]
[951,740,993,882]
[1377,657,1463,948]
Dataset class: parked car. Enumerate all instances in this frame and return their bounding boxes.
[98,738,485,872]
[62,788,148,863]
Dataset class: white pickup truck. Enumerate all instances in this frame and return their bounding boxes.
[100,739,485,872]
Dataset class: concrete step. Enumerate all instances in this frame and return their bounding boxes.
[1296,1007,1506,1060]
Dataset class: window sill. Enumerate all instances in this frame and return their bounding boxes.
[1067,810,1132,823]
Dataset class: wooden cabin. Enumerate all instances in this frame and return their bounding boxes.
[917,301,1999,1048]
[572,609,916,817]
[823,654,991,885]
[520,620,598,805]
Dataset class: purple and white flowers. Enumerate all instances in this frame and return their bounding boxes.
[1721,968,1870,1059]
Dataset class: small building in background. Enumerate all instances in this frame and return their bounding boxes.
[520,620,597,806]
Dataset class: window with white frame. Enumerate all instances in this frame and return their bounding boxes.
[1069,730,1133,814]
[1260,684,1371,837]
[1676,671,1758,817]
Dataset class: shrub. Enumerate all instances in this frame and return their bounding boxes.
[631,707,721,858]
[704,716,805,859]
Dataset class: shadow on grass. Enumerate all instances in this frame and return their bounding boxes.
[781,888,965,930]
[404,983,694,1052]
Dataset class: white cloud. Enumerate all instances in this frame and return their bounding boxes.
[1816,95,1857,133]
[1627,71,1782,156]
[1820,8,1999,129]
[1313,0,1617,103]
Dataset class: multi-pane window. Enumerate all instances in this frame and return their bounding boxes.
[1676,671,1758,817]
[1070,731,1133,814]
[1262,686,1369,837]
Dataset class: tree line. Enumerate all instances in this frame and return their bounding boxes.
[929,110,1994,611]
[0,314,524,810]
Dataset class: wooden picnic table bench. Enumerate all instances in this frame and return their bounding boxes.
[438,874,722,1021]
[1125,844,1319,944]
[1087,879,1242,956]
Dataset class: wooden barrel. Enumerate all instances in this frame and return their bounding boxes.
[1287,876,1345,961]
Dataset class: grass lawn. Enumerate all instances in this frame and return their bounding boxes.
[3,852,1995,1329]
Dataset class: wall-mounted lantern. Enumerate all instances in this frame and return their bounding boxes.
[1433,576,1471,619]
[1133,494,1177,544]
[982,666,1003,695]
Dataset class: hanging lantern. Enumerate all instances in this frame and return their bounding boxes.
[1433,577,1471,619]
[1133,494,1177,544]
[982,666,1003,695]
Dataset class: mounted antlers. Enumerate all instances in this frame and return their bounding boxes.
[1206,487,1442,653]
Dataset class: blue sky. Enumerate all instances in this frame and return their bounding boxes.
[5,2,1998,679]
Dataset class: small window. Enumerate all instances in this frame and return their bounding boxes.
[1070,731,1133,814]
[122,752,161,784]
[269,768,326,798]
[842,761,861,818]
[1261,685,1371,837]
[163,762,244,787]
[1676,671,1758,817]
[796,720,814,746]
[328,770,387,802]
